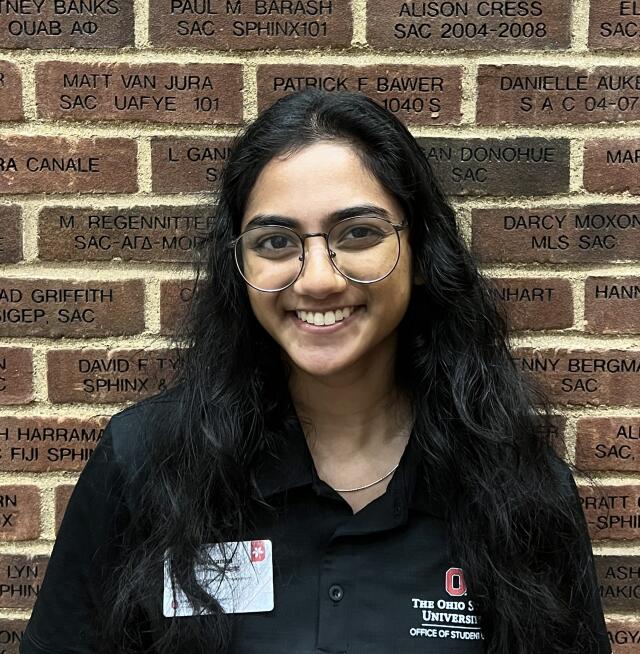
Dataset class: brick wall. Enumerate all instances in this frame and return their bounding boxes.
[1,0,639,650]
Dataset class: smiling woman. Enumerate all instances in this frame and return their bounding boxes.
[20,89,610,654]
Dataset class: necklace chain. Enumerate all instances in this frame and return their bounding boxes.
[332,462,400,493]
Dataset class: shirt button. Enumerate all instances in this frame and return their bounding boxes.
[328,584,344,602]
[394,499,403,516]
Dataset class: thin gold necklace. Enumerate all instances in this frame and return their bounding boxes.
[332,463,400,493]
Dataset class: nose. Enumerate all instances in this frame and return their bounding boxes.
[293,235,347,297]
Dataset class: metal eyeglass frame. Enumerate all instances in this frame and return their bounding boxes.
[228,216,409,293]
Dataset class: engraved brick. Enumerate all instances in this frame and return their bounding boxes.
[489,277,572,330]
[148,0,352,50]
[0,279,144,337]
[257,64,462,125]
[0,348,33,405]
[0,486,39,541]
[472,205,640,264]
[584,139,640,194]
[0,137,137,194]
[0,205,22,263]
[589,0,640,50]
[513,348,640,406]
[596,555,640,612]
[0,416,106,472]
[151,138,232,193]
[0,61,23,121]
[47,348,180,403]
[0,0,134,49]
[607,619,640,653]
[367,0,571,51]
[36,62,243,124]
[38,205,214,261]
[417,138,569,196]
[585,277,640,334]
[478,66,640,126]
[578,485,640,540]
[0,619,27,654]
[577,417,640,473]
[0,555,48,609]
[160,279,198,336]
[55,484,73,533]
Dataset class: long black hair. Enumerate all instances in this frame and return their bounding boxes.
[102,89,602,653]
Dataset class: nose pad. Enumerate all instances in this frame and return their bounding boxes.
[295,237,345,289]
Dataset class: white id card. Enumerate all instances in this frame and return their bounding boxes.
[163,539,273,617]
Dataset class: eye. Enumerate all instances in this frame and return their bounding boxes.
[255,234,294,251]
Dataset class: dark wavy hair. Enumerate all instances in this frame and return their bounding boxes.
[102,89,602,653]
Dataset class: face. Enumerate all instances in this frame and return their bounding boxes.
[240,141,414,380]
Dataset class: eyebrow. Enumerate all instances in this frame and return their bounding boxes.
[244,204,393,230]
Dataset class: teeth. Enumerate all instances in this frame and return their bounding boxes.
[296,306,358,326]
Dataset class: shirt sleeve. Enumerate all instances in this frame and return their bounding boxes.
[20,419,131,654]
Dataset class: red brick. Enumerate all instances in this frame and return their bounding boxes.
[38,205,214,262]
[151,138,232,193]
[513,348,640,406]
[585,277,640,334]
[36,62,243,124]
[0,416,107,472]
[489,277,573,330]
[607,619,640,653]
[418,138,569,196]
[0,486,39,541]
[577,417,640,473]
[596,555,640,612]
[478,66,640,126]
[47,348,180,403]
[0,279,144,337]
[0,0,133,48]
[589,0,640,50]
[0,205,22,263]
[578,485,640,540]
[472,205,640,264]
[367,0,571,51]
[584,139,640,194]
[55,485,74,533]
[0,620,26,654]
[0,137,137,194]
[0,61,23,121]
[257,64,462,126]
[160,279,199,336]
[148,0,352,50]
[0,555,48,609]
[0,348,33,405]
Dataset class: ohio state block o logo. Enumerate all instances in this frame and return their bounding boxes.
[445,567,467,596]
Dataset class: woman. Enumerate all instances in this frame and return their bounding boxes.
[21,89,610,653]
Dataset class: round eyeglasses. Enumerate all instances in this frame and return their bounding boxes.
[229,216,408,293]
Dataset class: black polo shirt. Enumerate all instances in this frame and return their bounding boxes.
[21,397,610,654]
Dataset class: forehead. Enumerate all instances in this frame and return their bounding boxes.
[241,141,403,230]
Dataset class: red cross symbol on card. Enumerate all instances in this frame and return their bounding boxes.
[251,540,266,562]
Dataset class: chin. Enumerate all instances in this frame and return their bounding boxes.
[289,352,356,379]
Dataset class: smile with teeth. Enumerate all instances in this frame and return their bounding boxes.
[295,306,360,326]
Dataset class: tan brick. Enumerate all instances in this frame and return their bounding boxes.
[0,206,22,263]
[0,348,33,405]
[0,486,39,541]
[0,555,48,609]
[148,0,352,50]
[585,277,640,334]
[38,205,214,262]
[584,139,640,194]
[47,348,180,403]
[472,205,640,264]
[589,0,640,50]
[596,555,640,612]
[0,0,133,48]
[488,277,572,330]
[0,279,144,337]
[55,485,74,533]
[0,61,23,121]
[0,137,137,194]
[478,66,640,126]
[36,62,243,124]
[160,279,199,336]
[578,485,640,540]
[607,619,640,653]
[367,0,571,51]
[151,137,232,193]
[0,416,107,472]
[577,417,640,473]
[418,138,569,196]
[257,64,462,126]
[0,619,27,654]
[513,348,640,406]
